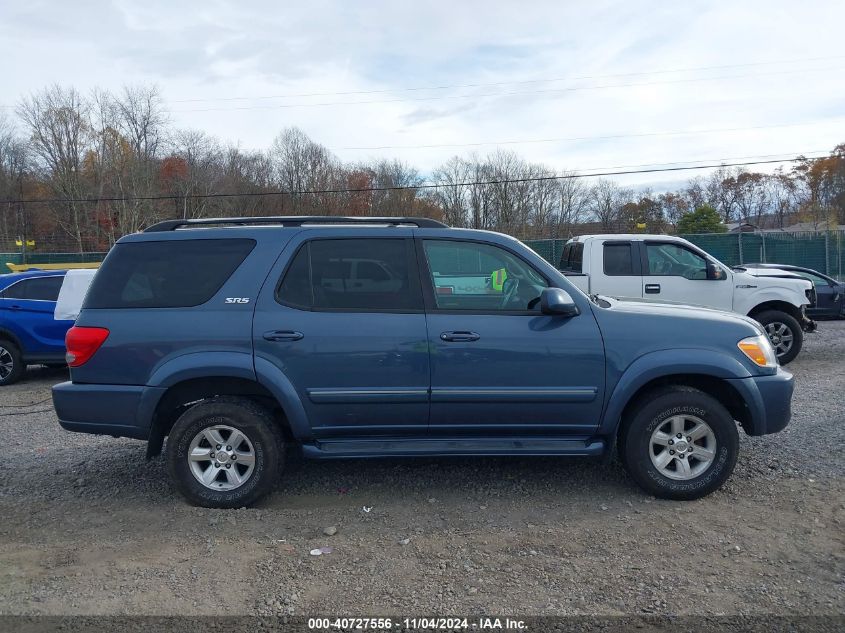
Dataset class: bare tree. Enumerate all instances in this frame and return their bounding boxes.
[556,173,589,236]
[430,156,470,227]
[360,158,423,217]
[17,85,93,253]
[588,179,632,232]
[270,127,341,214]
[0,115,31,247]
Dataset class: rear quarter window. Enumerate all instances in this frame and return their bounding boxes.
[559,242,584,273]
[85,238,255,309]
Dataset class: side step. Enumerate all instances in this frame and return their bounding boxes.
[301,437,605,459]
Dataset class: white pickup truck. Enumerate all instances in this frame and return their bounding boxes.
[558,234,817,364]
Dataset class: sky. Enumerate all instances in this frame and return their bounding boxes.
[1,0,844,190]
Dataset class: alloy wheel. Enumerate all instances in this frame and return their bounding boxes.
[0,346,14,381]
[649,414,717,481]
[764,321,794,358]
[187,424,256,491]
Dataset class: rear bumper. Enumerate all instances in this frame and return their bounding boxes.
[52,381,164,440]
[727,367,794,436]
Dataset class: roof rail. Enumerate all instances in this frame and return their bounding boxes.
[144,216,449,232]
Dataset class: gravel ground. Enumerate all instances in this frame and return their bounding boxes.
[0,323,843,617]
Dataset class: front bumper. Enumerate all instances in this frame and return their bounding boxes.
[800,304,817,332]
[52,381,164,440]
[727,367,794,436]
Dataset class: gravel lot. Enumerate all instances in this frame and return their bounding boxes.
[1,323,843,617]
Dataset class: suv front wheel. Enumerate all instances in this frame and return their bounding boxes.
[165,397,284,508]
[620,386,739,500]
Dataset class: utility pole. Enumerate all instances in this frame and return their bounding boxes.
[18,179,26,265]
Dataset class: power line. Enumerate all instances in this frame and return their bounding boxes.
[336,119,845,151]
[167,54,845,103]
[168,65,845,113]
[6,155,819,206]
[1,54,841,112]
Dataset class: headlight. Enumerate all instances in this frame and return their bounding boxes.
[737,334,778,368]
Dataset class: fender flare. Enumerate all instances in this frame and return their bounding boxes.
[143,351,313,456]
[599,348,754,435]
[253,356,312,441]
[147,351,256,387]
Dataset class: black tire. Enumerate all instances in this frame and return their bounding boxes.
[754,309,802,365]
[165,396,284,508]
[0,340,25,386]
[619,386,739,501]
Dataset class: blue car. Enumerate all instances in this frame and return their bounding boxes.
[0,269,70,385]
[53,217,794,507]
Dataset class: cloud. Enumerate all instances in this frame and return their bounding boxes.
[1,0,843,189]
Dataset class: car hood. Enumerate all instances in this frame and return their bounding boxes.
[735,268,812,290]
[595,295,763,332]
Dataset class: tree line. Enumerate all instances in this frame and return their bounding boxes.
[1,84,843,253]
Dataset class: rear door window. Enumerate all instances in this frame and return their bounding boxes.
[276,238,422,311]
[603,242,635,276]
[85,239,255,308]
[1,276,64,301]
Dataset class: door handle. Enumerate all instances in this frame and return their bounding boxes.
[9,305,22,310]
[440,331,481,342]
[263,330,304,342]
[644,284,661,294]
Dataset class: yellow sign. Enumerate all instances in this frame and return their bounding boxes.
[5,262,101,272]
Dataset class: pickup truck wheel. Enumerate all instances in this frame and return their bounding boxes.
[620,387,738,501]
[0,341,25,386]
[754,310,802,365]
[165,397,284,508]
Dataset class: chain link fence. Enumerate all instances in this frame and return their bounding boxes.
[3,230,844,280]
[524,230,845,278]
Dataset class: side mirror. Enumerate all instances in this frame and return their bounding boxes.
[707,263,726,280]
[540,287,579,317]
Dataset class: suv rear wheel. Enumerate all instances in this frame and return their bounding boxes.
[165,396,284,508]
[0,340,24,386]
[620,386,739,500]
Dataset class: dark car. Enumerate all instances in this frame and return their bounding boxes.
[743,263,844,319]
[53,216,794,508]
[0,269,71,385]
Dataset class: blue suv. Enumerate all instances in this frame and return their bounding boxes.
[0,269,70,385]
[52,217,794,507]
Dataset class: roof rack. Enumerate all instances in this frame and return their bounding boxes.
[144,216,448,232]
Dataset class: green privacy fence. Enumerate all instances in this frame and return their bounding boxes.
[524,230,845,279]
[1,251,107,266]
[524,239,569,270]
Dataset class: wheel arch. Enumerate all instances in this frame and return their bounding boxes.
[0,327,24,349]
[600,349,755,442]
[747,300,802,322]
[146,376,292,458]
[615,374,752,441]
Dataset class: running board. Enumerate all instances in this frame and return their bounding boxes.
[301,437,605,459]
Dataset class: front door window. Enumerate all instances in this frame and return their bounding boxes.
[422,240,548,312]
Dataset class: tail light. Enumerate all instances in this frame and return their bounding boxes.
[65,326,110,367]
